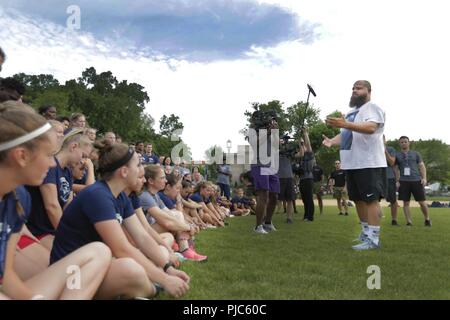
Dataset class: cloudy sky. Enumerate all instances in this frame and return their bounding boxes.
[1,0,449,159]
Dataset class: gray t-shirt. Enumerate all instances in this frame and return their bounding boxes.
[139,191,167,211]
[278,155,293,179]
[217,164,231,185]
[386,146,397,180]
[300,152,314,180]
[395,150,423,182]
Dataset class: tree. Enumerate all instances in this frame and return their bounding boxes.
[14,68,192,156]
[286,102,321,139]
[204,145,224,181]
[13,73,60,102]
[243,101,290,137]
[159,114,184,137]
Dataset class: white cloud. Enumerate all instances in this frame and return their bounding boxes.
[1,1,449,160]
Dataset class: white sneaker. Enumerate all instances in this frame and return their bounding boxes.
[263,223,277,232]
[353,231,368,243]
[352,239,380,251]
[254,225,268,234]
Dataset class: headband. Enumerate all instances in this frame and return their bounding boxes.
[0,123,52,152]
[99,148,135,174]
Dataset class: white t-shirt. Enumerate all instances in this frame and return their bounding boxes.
[340,102,387,170]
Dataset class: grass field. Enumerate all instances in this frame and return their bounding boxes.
[173,206,450,300]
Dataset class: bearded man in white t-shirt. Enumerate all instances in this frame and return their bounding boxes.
[322,80,387,250]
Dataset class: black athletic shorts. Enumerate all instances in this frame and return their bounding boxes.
[398,180,426,202]
[385,178,397,204]
[278,178,296,201]
[346,168,386,203]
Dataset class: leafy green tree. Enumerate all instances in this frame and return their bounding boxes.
[14,67,193,157]
[243,101,290,136]
[204,145,225,181]
[159,114,184,137]
[286,102,321,139]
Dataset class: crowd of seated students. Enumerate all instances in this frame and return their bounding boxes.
[0,46,258,299]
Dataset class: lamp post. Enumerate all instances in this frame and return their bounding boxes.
[226,139,232,154]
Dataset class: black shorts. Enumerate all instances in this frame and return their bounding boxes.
[278,178,296,201]
[398,180,426,202]
[346,168,386,203]
[385,178,397,204]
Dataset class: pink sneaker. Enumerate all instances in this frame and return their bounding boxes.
[182,248,208,262]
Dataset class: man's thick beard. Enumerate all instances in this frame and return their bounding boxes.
[349,95,368,108]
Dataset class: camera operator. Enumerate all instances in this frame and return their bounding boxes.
[249,110,280,234]
[278,136,298,224]
[297,127,315,222]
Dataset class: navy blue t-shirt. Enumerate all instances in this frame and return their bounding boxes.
[50,181,134,264]
[231,196,242,205]
[142,154,160,165]
[129,193,141,210]
[189,192,210,204]
[158,192,177,210]
[26,157,73,237]
[1,187,31,277]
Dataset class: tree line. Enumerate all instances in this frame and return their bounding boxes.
[12,67,190,159]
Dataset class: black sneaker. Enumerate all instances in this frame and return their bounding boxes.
[425,220,432,227]
[391,220,399,226]
[286,218,294,224]
[344,212,349,216]
[339,212,344,215]
[406,222,413,226]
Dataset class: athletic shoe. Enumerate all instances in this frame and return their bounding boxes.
[286,218,293,224]
[254,225,268,234]
[181,248,208,262]
[391,220,399,226]
[339,212,344,215]
[263,223,277,232]
[352,239,380,251]
[425,220,432,227]
[406,222,413,226]
[344,212,349,216]
[353,231,368,243]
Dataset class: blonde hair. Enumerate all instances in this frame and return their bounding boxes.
[0,101,51,216]
[194,181,213,193]
[59,128,92,151]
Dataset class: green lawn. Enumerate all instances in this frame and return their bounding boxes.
[172,206,450,300]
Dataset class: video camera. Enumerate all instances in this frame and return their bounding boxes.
[279,134,299,159]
